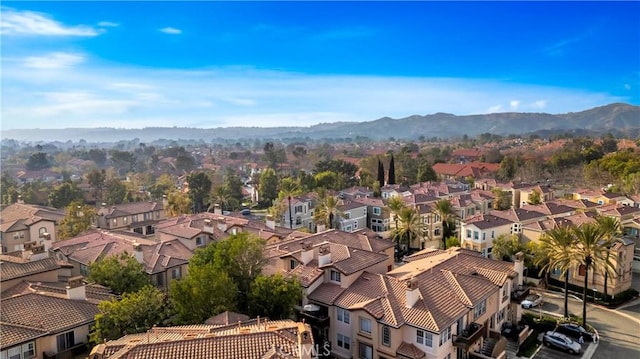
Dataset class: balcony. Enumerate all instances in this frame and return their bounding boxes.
[296,304,330,327]
[453,322,484,351]
[510,285,530,304]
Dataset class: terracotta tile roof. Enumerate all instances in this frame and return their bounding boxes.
[1,280,114,304]
[337,200,367,211]
[1,292,100,347]
[204,311,250,326]
[287,262,325,287]
[97,201,163,218]
[0,255,60,282]
[0,323,48,348]
[463,214,514,230]
[396,341,426,359]
[0,203,65,229]
[95,320,311,359]
[307,283,345,305]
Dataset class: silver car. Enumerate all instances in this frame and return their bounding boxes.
[521,294,543,309]
[543,331,582,355]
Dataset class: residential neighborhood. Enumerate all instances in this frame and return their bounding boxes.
[1,132,639,359]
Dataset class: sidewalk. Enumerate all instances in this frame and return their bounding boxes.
[536,289,640,325]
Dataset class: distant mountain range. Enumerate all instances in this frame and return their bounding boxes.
[2,103,639,143]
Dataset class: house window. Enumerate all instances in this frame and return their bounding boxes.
[482,232,486,241]
[296,217,302,225]
[337,308,350,324]
[360,317,372,334]
[474,231,479,240]
[196,236,205,247]
[434,228,441,236]
[156,210,161,219]
[295,205,303,214]
[417,329,433,347]
[497,308,505,323]
[354,221,358,229]
[474,300,487,319]
[290,260,297,270]
[156,273,165,287]
[439,326,451,346]
[373,207,381,215]
[13,232,24,240]
[344,212,351,219]
[552,267,562,276]
[331,270,342,282]
[337,333,351,350]
[359,342,373,359]
[39,227,47,237]
[466,230,471,239]
[123,216,128,224]
[381,325,391,346]
[171,267,182,280]
[80,264,89,276]
[491,230,495,239]
[57,331,75,351]
[132,214,138,222]
[144,212,152,220]
[112,218,117,226]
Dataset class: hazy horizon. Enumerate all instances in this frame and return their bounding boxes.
[2,2,638,130]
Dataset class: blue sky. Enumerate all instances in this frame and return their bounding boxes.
[2,1,638,130]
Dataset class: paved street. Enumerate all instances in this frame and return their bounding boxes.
[535,290,640,359]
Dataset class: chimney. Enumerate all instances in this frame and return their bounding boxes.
[66,276,86,300]
[40,232,53,251]
[514,251,525,286]
[318,245,331,266]
[17,195,24,204]
[213,204,222,215]
[217,217,228,232]
[132,242,144,264]
[405,277,421,308]
[297,323,313,359]
[316,224,327,233]
[300,242,313,265]
[21,241,36,260]
[265,215,275,230]
[101,202,107,208]
[203,219,214,234]
[28,244,49,261]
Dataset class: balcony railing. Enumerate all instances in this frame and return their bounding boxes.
[296,305,330,327]
[43,343,88,359]
[453,322,484,350]
[510,285,530,304]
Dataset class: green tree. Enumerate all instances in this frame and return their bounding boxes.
[25,152,51,171]
[314,195,341,230]
[223,168,244,209]
[445,236,460,248]
[491,234,524,261]
[57,201,96,240]
[434,199,456,249]
[166,190,192,216]
[527,189,542,205]
[596,216,621,299]
[314,170,339,190]
[1,172,19,205]
[175,154,196,173]
[417,162,437,182]
[87,169,106,204]
[498,155,519,181]
[492,189,512,210]
[88,252,150,295]
[572,223,614,328]
[149,173,176,199]
[91,285,167,343]
[388,154,396,185]
[104,177,129,205]
[248,274,303,319]
[258,168,279,207]
[535,225,577,318]
[187,172,212,213]
[394,207,422,255]
[169,264,237,324]
[48,182,83,208]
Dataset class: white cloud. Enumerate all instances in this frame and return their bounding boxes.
[624,83,631,90]
[532,100,547,109]
[98,21,119,27]
[0,7,99,36]
[24,52,85,69]
[510,100,520,110]
[0,60,628,130]
[158,27,182,35]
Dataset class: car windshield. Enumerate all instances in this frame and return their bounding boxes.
[525,295,538,301]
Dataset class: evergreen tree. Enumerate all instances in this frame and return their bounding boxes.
[377,160,385,186]
[388,154,396,185]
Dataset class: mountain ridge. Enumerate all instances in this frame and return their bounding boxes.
[2,103,638,143]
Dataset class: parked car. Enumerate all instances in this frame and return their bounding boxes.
[521,294,543,308]
[556,323,596,342]
[543,331,582,355]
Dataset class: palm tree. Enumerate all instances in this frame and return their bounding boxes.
[394,207,422,259]
[536,225,577,318]
[387,195,405,229]
[572,222,614,328]
[314,195,341,230]
[595,216,621,299]
[278,178,300,229]
[434,199,456,249]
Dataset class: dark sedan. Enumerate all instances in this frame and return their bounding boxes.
[555,323,596,342]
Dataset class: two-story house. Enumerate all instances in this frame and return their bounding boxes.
[337,201,368,233]
[95,201,166,236]
[282,195,317,232]
[314,247,525,359]
[460,214,515,258]
[0,203,64,253]
[352,197,390,233]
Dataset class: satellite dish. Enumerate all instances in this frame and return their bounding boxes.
[303,304,320,312]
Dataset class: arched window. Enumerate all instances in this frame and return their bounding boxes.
[39,227,47,237]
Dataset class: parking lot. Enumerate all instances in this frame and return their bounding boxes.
[530,332,597,359]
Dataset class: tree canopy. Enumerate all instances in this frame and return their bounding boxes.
[57,201,96,240]
[88,252,150,295]
[248,274,302,319]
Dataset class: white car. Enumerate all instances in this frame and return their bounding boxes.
[521,294,543,309]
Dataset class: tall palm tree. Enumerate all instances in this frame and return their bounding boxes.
[535,225,577,318]
[394,207,422,259]
[278,178,300,229]
[595,216,621,299]
[314,195,341,230]
[434,199,456,249]
[572,222,614,328]
[387,195,405,229]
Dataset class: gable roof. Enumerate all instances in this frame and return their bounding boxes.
[0,255,60,282]
[0,203,65,230]
[97,201,163,218]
